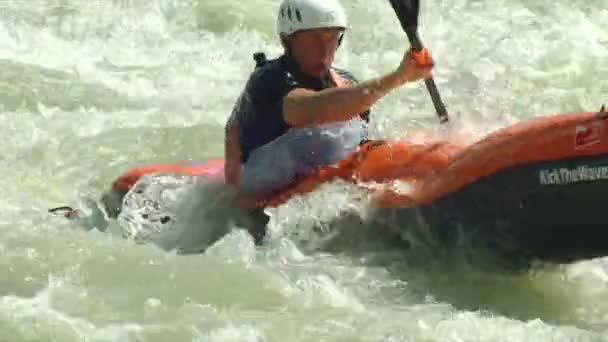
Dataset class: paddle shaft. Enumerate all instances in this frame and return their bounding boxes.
[406,28,448,123]
[390,0,449,123]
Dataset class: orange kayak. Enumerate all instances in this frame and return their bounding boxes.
[69,109,608,264]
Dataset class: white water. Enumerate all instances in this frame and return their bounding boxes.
[2,0,608,341]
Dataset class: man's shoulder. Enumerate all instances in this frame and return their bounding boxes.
[242,54,299,105]
[230,54,293,119]
[248,55,293,86]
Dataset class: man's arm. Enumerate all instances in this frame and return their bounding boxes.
[283,71,405,127]
[283,50,433,127]
[224,119,265,208]
[224,119,241,188]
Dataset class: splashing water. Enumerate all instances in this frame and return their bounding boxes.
[2,0,608,341]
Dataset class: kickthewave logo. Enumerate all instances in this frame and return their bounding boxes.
[539,165,608,185]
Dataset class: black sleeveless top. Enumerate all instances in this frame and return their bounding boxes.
[228,52,371,163]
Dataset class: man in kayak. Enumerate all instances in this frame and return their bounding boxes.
[224,0,434,204]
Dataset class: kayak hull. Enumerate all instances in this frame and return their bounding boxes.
[375,153,608,264]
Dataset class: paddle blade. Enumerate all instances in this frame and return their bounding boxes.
[388,0,420,31]
[388,0,423,49]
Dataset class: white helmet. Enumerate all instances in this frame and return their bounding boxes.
[277,0,348,37]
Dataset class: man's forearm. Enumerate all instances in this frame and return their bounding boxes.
[283,70,406,127]
[224,123,241,187]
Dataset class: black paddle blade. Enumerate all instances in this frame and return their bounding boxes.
[388,0,423,50]
[388,0,419,28]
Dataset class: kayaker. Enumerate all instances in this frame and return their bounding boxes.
[226,0,434,201]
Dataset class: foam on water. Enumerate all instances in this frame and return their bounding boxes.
[1,0,608,341]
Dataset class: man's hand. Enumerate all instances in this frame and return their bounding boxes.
[395,48,434,83]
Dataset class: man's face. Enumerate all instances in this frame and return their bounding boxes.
[287,27,344,78]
